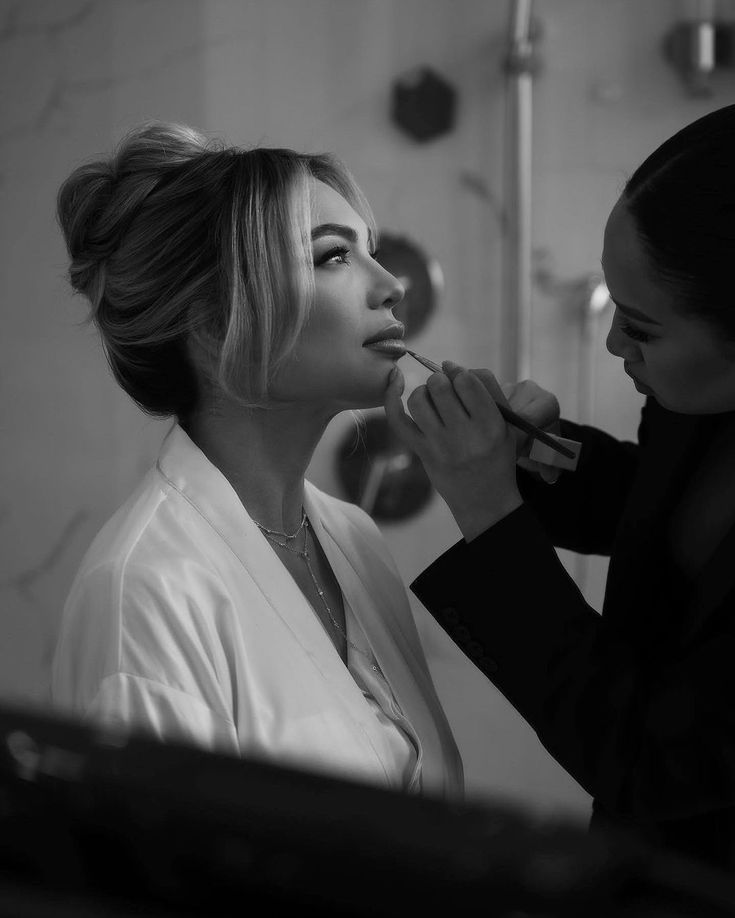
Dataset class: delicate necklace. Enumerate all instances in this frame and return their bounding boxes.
[254,509,308,542]
[253,513,379,672]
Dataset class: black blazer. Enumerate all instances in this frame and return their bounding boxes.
[411,398,735,870]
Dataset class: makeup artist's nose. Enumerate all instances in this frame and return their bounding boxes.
[368,262,405,310]
[606,318,640,361]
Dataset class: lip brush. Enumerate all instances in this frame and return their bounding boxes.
[405,349,576,461]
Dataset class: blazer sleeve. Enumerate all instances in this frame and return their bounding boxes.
[411,505,735,822]
[515,401,652,556]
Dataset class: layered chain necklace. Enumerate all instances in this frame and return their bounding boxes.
[253,510,379,672]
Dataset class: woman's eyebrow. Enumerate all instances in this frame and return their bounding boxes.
[311,223,375,251]
[311,223,359,243]
[611,296,662,326]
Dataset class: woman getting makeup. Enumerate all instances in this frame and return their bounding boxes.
[385,104,735,869]
[51,121,463,799]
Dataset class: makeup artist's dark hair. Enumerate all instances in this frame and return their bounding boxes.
[56,121,376,421]
[623,103,735,343]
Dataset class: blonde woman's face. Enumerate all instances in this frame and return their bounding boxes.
[271,181,406,410]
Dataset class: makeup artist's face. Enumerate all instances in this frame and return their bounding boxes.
[603,198,735,414]
[271,181,405,411]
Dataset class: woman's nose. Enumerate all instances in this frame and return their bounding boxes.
[369,263,405,310]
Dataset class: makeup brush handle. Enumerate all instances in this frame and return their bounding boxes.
[495,403,577,459]
[404,349,576,460]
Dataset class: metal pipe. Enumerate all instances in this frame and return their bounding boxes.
[502,0,536,382]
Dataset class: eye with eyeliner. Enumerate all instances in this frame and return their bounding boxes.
[315,245,351,267]
[314,244,380,267]
[620,322,653,343]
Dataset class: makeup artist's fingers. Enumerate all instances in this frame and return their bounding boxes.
[425,363,514,457]
[444,362,510,408]
[424,371,472,426]
[457,369,562,458]
[383,366,424,449]
[501,379,563,478]
[406,383,449,434]
[443,363,559,434]
[449,368,506,429]
[503,380,561,457]
[402,361,522,541]
[506,380,560,429]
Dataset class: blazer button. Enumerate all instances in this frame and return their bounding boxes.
[453,625,471,642]
[467,640,484,659]
[481,657,499,674]
[441,606,460,624]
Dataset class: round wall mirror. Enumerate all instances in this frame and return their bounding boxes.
[373,233,443,339]
[336,416,433,522]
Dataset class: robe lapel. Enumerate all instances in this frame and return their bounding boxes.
[305,484,463,797]
[157,426,364,693]
[158,425,462,794]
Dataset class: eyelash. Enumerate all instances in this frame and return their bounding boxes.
[317,245,351,267]
[620,322,653,343]
[315,245,380,267]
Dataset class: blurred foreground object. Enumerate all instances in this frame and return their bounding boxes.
[1,704,735,917]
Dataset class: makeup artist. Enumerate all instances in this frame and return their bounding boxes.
[384,104,735,870]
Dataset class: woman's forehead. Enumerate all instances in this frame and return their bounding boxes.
[310,180,362,228]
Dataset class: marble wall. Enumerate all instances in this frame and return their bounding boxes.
[3,0,734,819]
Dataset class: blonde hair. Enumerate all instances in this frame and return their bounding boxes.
[56,120,377,418]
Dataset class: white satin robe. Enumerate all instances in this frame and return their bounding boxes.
[51,424,464,799]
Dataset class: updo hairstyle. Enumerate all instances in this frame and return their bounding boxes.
[623,103,735,343]
[56,121,376,419]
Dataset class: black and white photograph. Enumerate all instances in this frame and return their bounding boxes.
[3,1,735,914]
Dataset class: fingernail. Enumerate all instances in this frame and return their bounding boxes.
[442,360,463,379]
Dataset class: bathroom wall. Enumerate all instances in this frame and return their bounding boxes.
[3,0,733,820]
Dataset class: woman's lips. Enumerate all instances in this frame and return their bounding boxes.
[363,339,407,356]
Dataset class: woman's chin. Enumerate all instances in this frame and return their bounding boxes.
[346,368,399,409]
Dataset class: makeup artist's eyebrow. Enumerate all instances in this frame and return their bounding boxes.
[600,258,662,326]
[311,223,375,250]
[610,296,662,326]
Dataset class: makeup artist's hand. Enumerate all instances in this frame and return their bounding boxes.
[500,379,563,483]
[384,361,523,542]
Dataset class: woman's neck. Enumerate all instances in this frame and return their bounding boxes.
[185,400,332,533]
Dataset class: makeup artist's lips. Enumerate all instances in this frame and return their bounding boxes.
[624,364,654,395]
[362,323,407,357]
